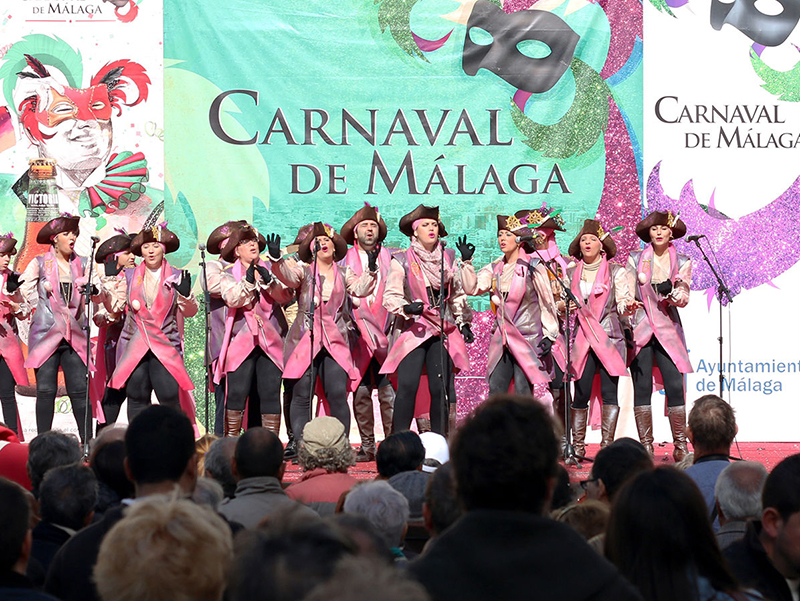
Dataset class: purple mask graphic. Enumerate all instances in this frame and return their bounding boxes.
[463,0,579,94]
[710,0,800,46]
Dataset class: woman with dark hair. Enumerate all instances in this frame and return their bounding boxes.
[626,211,692,460]
[565,220,635,455]
[606,467,760,601]
[459,210,558,398]
[381,205,473,436]
[271,222,378,441]
[107,224,198,421]
[20,214,100,440]
[0,233,29,436]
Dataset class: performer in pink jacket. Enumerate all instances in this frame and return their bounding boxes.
[459,211,558,400]
[20,215,101,440]
[565,220,635,455]
[626,210,693,460]
[107,224,198,421]
[381,205,473,436]
[272,222,378,442]
[215,223,292,437]
[0,234,30,437]
[340,204,395,462]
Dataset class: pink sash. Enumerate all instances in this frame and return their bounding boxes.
[569,258,628,377]
[633,245,693,373]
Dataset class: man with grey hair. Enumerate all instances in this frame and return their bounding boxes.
[32,465,98,576]
[343,480,410,561]
[203,437,238,499]
[715,461,768,550]
[27,431,82,498]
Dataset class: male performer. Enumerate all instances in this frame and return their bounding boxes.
[341,204,395,462]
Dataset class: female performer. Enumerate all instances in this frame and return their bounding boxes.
[0,234,30,436]
[107,224,198,421]
[626,210,692,460]
[20,214,98,440]
[272,222,378,441]
[459,211,558,399]
[381,205,473,436]
[215,223,292,436]
[565,220,633,454]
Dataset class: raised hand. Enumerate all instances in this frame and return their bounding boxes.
[104,255,123,277]
[366,247,380,272]
[245,263,256,284]
[255,264,272,284]
[266,233,281,260]
[174,270,192,296]
[78,283,100,297]
[403,301,424,316]
[5,272,23,293]
[460,323,474,344]
[455,235,475,262]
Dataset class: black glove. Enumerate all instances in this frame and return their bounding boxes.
[537,337,552,356]
[655,280,673,296]
[79,283,99,297]
[455,235,475,262]
[174,270,191,297]
[366,247,379,272]
[245,263,256,284]
[460,323,474,344]
[403,301,424,316]
[255,264,272,284]
[104,255,123,277]
[5,272,22,293]
[266,233,281,260]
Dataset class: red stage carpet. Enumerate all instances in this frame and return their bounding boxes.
[282,441,800,483]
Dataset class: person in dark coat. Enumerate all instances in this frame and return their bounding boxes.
[408,394,642,601]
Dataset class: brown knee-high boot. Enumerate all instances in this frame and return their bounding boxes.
[377,385,394,439]
[600,405,620,449]
[447,402,458,440]
[668,405,689,462]
[633,406,654,457]
[570,408,588,457]
[225,410,244,437]
[416,415,431,434]
[261,414,281,435]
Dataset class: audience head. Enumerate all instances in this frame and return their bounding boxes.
[298,417,355,474]
[606,467,739,601]
[376,430,425,479]
[195,433,219,477]
[233,427,285,481]
[452,394,558,514]
[226,508,355,601]
[125,405,197,495]
[94,495,233,601]
[203,437,238,498]
[39,464,98,530]
[0,477,31,575]
[0,426,31,490]
[27,430,82,497]
[553,500,610,541]
[91,439,135,506]
[343,480,410,549]
[551,464,574,510]
[388,470,430,521]
[715,461,767,524]
[687,395,737,456]
[192,477,225,510]
[327,514,395,564]
[588,438,654,504]
[759,453,800,579]
[302,556,431,601]
[422,462,462,537]
[419,432,449,473]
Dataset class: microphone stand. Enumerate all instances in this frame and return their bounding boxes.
[437,240,449,437]
[308,242,320,423]
[198,245,211,433]
[82,236,99,459]
[690,237,733,394]
[527,236,590,465]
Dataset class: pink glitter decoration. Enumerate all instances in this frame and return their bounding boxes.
[502,0,540,13]
[598,0,642,79]
[647,162,800,304]
[454,310,493,421]
[596,97,642,267]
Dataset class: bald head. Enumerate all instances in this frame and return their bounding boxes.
[715,461,768,522]
[234,428,285,480]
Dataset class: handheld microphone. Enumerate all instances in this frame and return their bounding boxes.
[686,234,706,243]
[198,242,207,251]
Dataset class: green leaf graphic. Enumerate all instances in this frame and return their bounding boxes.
[750,48,800,102]
[375,0,428,62]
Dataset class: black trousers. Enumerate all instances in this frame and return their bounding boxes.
[572,350,618,409]
[100,386,127,426]
[283,379,296,439]
[0,358,18,434]
[394,336,456,435]
[225,348,282,414]
[488,349,532,397]
[213,376,226,436]
[291,349,350,441]
[630,337,685,407]
[359,357,391,390]
[35,340,88,440]
[125,351,180,421]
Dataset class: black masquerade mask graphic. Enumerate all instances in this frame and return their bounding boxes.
[463,0,579,94]
[710,0,800,46]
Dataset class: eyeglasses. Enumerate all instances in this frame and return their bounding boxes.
[579,478,599,491]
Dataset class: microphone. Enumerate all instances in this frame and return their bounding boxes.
[314,240,321,252]
[515,234,536,243]
[90,236,100,243]
[687,234,706,243]
[198,243,207,251]
[440,240,447,248]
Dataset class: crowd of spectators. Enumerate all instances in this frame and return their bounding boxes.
[0,394,798,601]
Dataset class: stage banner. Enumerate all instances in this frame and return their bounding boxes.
[643,0,800,439]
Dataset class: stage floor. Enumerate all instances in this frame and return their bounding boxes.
[282,441,800,483]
